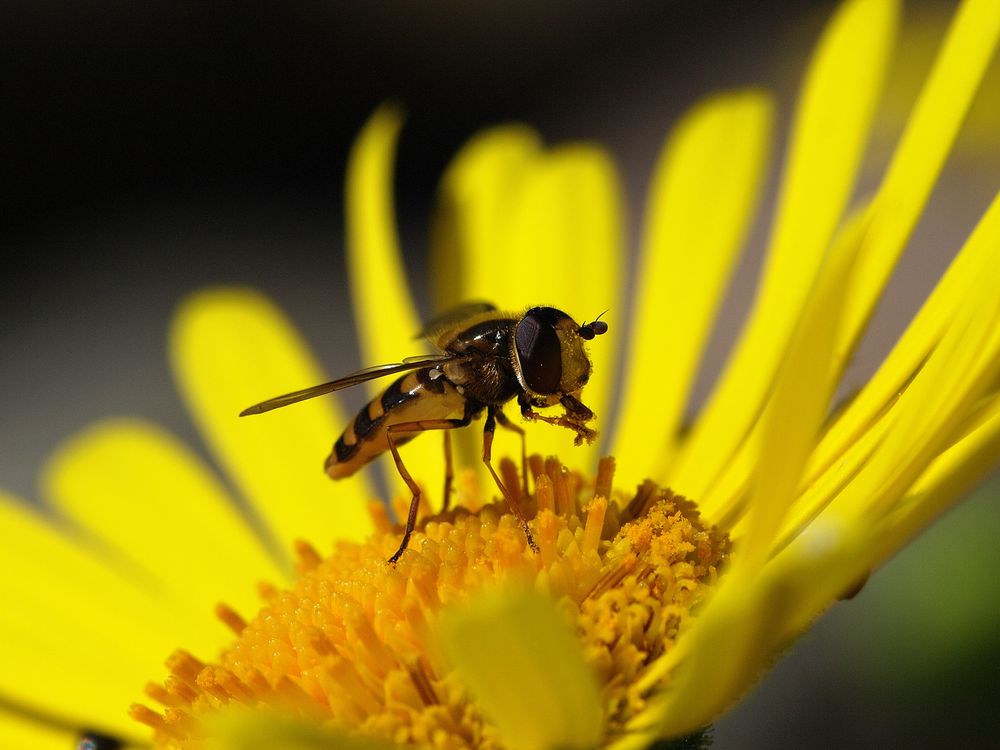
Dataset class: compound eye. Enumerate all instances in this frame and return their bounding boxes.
[515,312,563,394]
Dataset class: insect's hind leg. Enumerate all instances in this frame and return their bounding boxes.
[385,415,472,564]
[493,409,528,498]
[483,407,539,553]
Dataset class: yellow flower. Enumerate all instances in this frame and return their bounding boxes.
[3,0,1000,748]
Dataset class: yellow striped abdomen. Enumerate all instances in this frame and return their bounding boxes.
[325,368,466,479]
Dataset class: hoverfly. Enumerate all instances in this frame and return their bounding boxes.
[240,302,608,563]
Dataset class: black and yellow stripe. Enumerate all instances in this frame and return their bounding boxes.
[330,368,447,466]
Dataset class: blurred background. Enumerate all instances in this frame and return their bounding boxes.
[3,1,998,747]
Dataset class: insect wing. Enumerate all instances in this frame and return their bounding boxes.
[416,301,498,344]
[239,355,465,416]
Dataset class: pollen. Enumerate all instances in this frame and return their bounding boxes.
[132,456,729,748]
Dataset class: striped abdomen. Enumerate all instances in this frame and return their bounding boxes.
[325,367,466,479]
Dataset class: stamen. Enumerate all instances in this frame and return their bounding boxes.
[455,468,481,511]
[195,669,234,704]
[164,676,198,705]
[144,681,175,708]
[622,478,660,522]
[585,553,637,601]
[256,580,278,602]
[367,500,392,533]
[138,455,728,748]
[128,703,167,733]
[499,457,522,506]
[546,457,572,516]
[594,456,616,502]
[166,651,205,686]
[583,496,608,555]
[214,603,247,635]
[405,658,439,706]
[528,454,547,484]
[162,708,194,736]
[535,473,555,513]
[294,539,322,571]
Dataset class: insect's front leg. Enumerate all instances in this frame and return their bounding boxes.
[483,407,539,553]
[518,393,598,447]
[560,394,593,422]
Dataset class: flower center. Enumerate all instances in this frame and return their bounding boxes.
[131,456,729,748]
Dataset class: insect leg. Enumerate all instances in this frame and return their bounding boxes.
[483,407,539,553]
[518,394,598,446]
[494,409,528,498]
[386,414,472,564]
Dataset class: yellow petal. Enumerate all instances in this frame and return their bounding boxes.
[735,209,860,570]
[835,264,1000,522]
[839,0,1000,356]
[0,710,75,750]
[629,213,865,741]
[346,104,449,506]
[702,390,1000,723]
[207,711,398,750]
[430,126,544,480]
[630,516,869,741]
[0,490,179,738]
[42,418,284,628]
[170,287,374,562]
[688,0,1000,524]
[698,207,872,526]
[776,190,1000,541]
[782,0,1000,520]
[498,144,625,466]
[610,90,773,485]
[873,392,1000,563]
[431,124,543,311]
[669,0,898,499]
[439,588,603,750]
[346,103,424,365]
[432,129,625,474]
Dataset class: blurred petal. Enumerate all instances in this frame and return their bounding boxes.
[832,247,1000,521]
[610,90,773,484]
[430,126,545,479]
[42,418,284,626]
[734,211,859,569]
[670,0,898,498]
[0,489,186,738]
[698,207,871,525]
[346,104,425,364]
[499,144,625,464]
[838,0,1000,355]
[432,129,626,471]
[439,589,603,750]
[207,711,397,750]
[0,710,75,750]
[874,392,1000,562]
[171,288,374,564]
[431,124,544,311]
[777,0,1000,523]
[625,210,864,742]
[345,104,448,505]
[629,517,868,741]
[777,191,1000,540]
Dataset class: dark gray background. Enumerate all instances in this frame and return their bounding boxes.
[4,2,999,747]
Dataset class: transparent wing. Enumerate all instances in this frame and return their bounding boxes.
[239,354,465,416]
